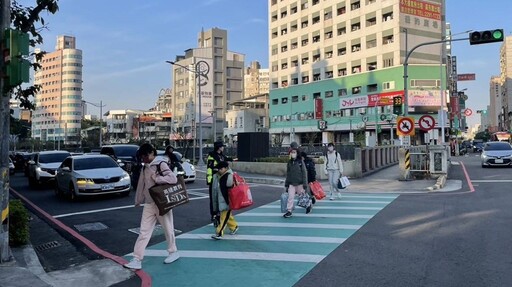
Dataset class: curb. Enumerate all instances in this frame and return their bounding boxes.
[244,177,285,185]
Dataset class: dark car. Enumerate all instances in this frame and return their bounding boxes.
[100,144,140,187]
[473,142,484,153]
[13,152,33,174]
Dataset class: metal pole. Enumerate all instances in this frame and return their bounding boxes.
[99,100,103,147]
[197,62,204,166]
[403,28,408,117]
[375,97,379,146]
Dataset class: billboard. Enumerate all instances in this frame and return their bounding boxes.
[399,0,441,20]
[340,95,368,110]
[408,90,441,114]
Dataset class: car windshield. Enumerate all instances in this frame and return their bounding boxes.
[112,146,138,157]
[39,153,70,163]
[74,157,119,170]
[484,143,512,151]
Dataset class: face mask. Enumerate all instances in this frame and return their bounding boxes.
[290,153,297,159]
[328,147,334,152]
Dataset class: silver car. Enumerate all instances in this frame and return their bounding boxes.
[156,151,196,183]
[55,154,131,200]
[481,141,512,168]
[28,150,71,187]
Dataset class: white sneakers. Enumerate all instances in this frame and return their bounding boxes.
[164,252,180,264]
[124,258,142,270]
[124,252,180,269]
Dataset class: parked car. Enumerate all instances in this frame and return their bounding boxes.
[156,150,196,183]
[9,158,15,175]
[27,151,71,187]
[481,141,512,168]
[55,154,131,200]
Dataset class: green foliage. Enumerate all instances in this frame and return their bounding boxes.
[9,200,30,247]
[474,131,490,142]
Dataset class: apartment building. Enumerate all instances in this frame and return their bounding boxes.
[498,36,512,131]
[224,93,269,145]
[104,109,144,144]
[154,88,173,113]
[244,61,270,98]
[170,28,244,146]
[32,35,83,146]
[269,0,446,146]
[488,76,501,132]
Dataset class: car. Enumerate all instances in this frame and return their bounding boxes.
[473,142,484,153]
[100,144,140,173]
[9,158,15,175]
[481,141,512,168]
[54,154,131,200]
[156,151,196,183]
[13,152,33,174]
[27,151,71,187]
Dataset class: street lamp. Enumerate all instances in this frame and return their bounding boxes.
[166,60,209,166]
[83,100,106,147]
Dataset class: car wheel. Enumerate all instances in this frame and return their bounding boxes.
[481,164,486,168]
[69,184,78,201]
[54,181,63,197]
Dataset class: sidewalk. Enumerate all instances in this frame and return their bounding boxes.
[0,163,461,287]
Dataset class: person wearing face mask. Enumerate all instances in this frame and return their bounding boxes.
[283,147,310,218]
[324,142,344,200]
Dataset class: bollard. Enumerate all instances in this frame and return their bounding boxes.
[398,148,411,181]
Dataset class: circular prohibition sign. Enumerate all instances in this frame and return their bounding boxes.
[397,117,414,135]
[418,115,435,131]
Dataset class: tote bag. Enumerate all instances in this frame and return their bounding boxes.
[228,173,253,210]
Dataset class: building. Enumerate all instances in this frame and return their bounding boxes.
[244,61,270,98]
[32,35,83,146]
[154,88,173,113]
[170,27,245,147]
[134,111,173,148]
[268,0,446,146]
[104,109,144,144]
[488,76,501,132]
[224,93,269,145]
[498,36,512,131]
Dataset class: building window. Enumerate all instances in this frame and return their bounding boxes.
[383,35,394,44]
[281,62,288,69]
[301,1,308,10]
[338,47,347,56]
[302,75,309,83]
[367,61,377,71]
[313,35,321,43]
[313,92,321,99]
[313,73,321,81]
[338,68,347,76]
[281,97,288,104]
[383,58,393,67]
[281,28,288,35]
[302,57,309,64]
[312,16,320,24]
[292,77,299,85]
[337,6,346,15]
[281,45,288,52]
[312,0,319,5]
[351,44,361,52]
[272,99,278,105]
[325,90,333,98]
[291,6,298,14]
[337,27,346,35]
[325,51,333,58]
[302,95,308,101]
[291,41,298,49]
[366,17,377,27]
[291,23,298,32]
[302,38,309,46]
[338,88,347,96]
[291,59,299,67]
[302,20,309,28]
[352,65,361,74]
[324,11,332,20]
[352,86,361,94]
[325,31,333,39]
[351,1,360,10]
[351,23,360,31]
[367,84,378,92]
[325,71,333,78]
[292,95,299,102]
[313,54,320,62]
[281,11,287,18]
[367,39,377,49]
[383,12,393,22]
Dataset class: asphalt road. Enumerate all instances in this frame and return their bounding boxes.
[10,153,512,286]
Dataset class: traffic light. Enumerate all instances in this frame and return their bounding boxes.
[3,29,30,87]
[469,29,504,45]
[392,96,403,115]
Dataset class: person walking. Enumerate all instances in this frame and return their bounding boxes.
[124,143,180,270]
[211,161,239,240]
[283,147,311,218]
[164,145,184,176]
[300,151,316,204]
[324,143,344,200]
[206,141,233,220]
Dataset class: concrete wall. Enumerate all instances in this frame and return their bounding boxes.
[231,160,356,179]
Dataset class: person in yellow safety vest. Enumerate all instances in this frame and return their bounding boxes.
[206,141,233,219]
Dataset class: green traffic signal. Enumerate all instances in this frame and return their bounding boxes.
[469,29,504,45]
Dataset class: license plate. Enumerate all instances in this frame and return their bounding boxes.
[102,184,115,190]
[495,159,503,163]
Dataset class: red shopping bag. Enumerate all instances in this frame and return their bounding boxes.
[228,173,253,210]
[309,181,326,200]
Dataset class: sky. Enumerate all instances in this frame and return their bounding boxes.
[21,0,512,128]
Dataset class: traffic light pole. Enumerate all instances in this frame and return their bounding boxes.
[403,37,468,117]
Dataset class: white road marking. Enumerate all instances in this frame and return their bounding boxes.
[257,205,382,211]
[54,205,136,218]
[237,212,373,219]
[138,249,325,263]
[178,233,346,244]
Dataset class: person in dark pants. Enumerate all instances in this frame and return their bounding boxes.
[211,161,238,240]
[206,141,233,220]
[300,151,317,204]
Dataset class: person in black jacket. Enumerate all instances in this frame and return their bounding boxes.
[206,141,233,219]
[300,151,317,204]
[164,145,184,176]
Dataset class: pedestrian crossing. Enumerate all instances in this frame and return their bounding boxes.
[128,193,399,287]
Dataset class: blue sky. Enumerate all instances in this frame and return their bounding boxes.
[26,0,511,127]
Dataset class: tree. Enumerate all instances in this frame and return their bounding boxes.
[1,0,59,262]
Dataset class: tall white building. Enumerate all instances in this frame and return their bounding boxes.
[32,35,83,146]
[499,36,512,131]
[268,0,447,146]
[170,28,245,146]
[489,76,501,132]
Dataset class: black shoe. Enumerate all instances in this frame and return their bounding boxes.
[283,211,292,218]
[311,197,316,205]
[306,205,312,214]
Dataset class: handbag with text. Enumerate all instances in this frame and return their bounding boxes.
[228,172,253,210]
[149,162,189,216]
[309,181,326,200]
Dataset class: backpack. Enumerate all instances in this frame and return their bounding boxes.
[325,151,339,165]
[304,158,316,182]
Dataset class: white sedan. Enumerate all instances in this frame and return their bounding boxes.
[156,151,196,183]
[55,154,131,201]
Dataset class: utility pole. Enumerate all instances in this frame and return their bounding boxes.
[0,0,12,262]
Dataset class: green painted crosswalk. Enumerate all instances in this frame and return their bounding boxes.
[128,193,399,287]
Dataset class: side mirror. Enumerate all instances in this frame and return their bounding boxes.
[28,160,35,165]
[118,162,125,168]
[62,167,70,172]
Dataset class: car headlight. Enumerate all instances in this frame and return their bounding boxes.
[481,154,488,159]
[76,178,94,187]
[189,165,195,171]
[122,172,130,181]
